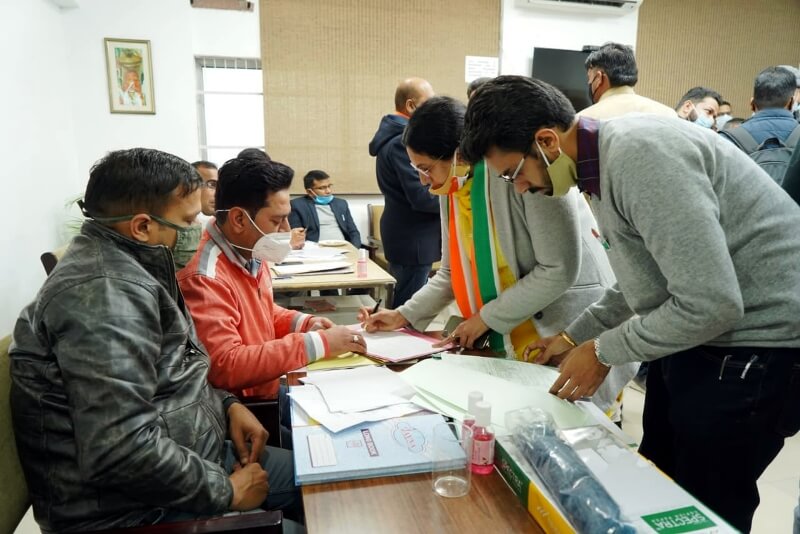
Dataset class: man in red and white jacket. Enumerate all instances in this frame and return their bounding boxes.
[179,158,366,405]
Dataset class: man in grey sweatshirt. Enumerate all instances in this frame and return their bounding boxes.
[460,75,800,533]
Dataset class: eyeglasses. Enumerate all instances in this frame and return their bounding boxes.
[499,157,525,184]
[203,180,218,190]
[312,184,334,192]
[410,156,442,178]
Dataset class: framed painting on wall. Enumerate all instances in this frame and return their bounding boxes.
[104,38,155,114]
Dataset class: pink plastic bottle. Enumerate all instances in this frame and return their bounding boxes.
[470,401,495,475]
[357,249,368,278]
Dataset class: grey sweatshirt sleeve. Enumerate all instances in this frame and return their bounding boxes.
[480,190,582,334]
[565,283,634,343]
[396,198,455,329]
[592,133,744,365]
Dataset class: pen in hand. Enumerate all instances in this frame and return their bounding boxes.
[371,298,382,315]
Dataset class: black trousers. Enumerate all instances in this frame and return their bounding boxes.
[639,345,800,533]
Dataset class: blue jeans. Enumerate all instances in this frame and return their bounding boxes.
[388,263,431,308]
[161,441,303,530]
[639,345,800,533]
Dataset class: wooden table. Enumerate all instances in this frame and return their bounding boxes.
[272,244,396,305]
[287,372,543,534]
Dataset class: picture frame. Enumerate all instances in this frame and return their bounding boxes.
[104,38,155,114]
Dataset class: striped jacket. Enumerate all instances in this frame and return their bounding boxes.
[178,221,327,398]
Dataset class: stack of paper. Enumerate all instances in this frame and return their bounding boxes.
[399,356,594,434]
[283,246,346,262]
[293,412,463,485]
[291,366,422,433]
[347,326,447,362]
[271,260,352,276]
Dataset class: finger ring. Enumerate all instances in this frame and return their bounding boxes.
[352,335,359,343]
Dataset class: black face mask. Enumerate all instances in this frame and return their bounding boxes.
[586,73,600,105]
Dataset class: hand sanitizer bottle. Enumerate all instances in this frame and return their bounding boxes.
[461,390,483,439]
[470,401,495,475]
[357,248,368,278]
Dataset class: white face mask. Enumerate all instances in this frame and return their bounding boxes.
[218,209,292,264]
[715,114,733,130]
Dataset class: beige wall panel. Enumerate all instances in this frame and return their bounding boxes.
[636,0,800,116]
[260,0,500,193]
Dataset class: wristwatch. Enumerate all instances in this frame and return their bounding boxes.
[593,338,612,368]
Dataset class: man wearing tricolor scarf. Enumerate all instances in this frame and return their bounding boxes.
[359,96,638,418]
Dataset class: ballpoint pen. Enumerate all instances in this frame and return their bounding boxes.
[371,298,382,315]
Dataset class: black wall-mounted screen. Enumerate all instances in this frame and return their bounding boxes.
[531,47,592,112]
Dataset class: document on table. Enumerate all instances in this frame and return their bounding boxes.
[272,260,352,276]
[400,358,593,431]
[299,365,415,413]
[441,353,560,389]
[283,247,346,262]
[348,325,448,362]
[289,385,421,433]
[305,353,376,372]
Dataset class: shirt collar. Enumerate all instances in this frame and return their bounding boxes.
[575,116,602,199]
[207,219,261,276]
[597,85,636,101]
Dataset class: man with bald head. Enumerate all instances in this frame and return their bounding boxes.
[369,77,441,307]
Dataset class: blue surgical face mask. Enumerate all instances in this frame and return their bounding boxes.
[691,103,715,129]
[314,194,334,205]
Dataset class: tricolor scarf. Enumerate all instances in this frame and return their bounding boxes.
[446,160,540,359]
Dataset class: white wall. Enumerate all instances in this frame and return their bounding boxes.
[0,0,81,334]
[500,0,639,75]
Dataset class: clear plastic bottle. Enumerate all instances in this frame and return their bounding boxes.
[470,401,495,475]
[357,248,368,278]
[461,390,483,439]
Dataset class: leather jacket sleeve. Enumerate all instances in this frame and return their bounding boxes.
[44,276,233,515]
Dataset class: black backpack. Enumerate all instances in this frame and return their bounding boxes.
[722,124,800,185]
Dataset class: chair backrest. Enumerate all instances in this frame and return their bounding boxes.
[40,244,70,275]
[0,335,30,533]
[367,204,384,242]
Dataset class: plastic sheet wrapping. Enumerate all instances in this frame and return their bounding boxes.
[506,408,636,534]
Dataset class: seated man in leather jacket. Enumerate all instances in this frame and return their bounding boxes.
[9,148,302,533]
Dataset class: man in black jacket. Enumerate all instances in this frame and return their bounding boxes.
[289,170,361,247]
[369,77,440,307]
[10,148,300,533]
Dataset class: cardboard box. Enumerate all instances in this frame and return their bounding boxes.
[495,425,737,534]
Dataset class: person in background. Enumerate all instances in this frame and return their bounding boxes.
[289,170,361,247]
[10,148,301,532]
[721,117,745,131]
[235,148,304,248]
[191,160,218,217]
[461,75,800,533]
[360,96,636,421]
[721,67,800,158]
[778,65,800,121]
[238,147,271,161]
[716,100,734,130]
[581,42,675,119]
[369,77,439,308]
[675,86,723,129]
[178,157,366,445]
[467,77,492,100]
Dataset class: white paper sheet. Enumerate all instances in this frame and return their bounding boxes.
[299,366,415,413]
[290,385,422,433]
[441,353,560,389]
[272,260,351,276]
[348,325,445,362]
[400,359,593,430]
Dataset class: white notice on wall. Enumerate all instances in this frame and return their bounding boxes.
[465,56,499,83]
